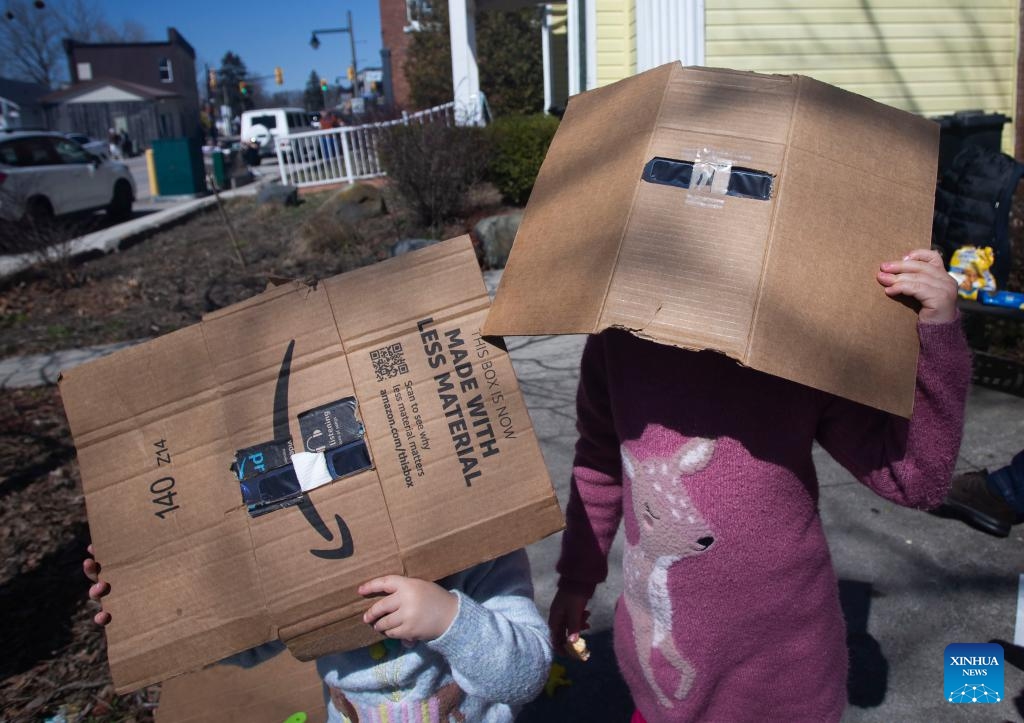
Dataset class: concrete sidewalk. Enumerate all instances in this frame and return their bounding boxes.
[0,180,266,281]
[4,268,1022,722]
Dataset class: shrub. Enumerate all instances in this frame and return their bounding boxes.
[404,2,543,116]
[378,122,488,231]
[485,114,559,206]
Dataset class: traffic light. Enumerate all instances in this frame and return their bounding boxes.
[320,78,328,92]
[208,68,217,90]
[347,66,355,82]
[239,81,248,95]
[274,66,283,85]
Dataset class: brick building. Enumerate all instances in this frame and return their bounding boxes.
[378,0,418,110]
[43,28,201,150]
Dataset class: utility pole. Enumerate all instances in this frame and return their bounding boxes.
[347,10,359,98]
[310,9,360,98]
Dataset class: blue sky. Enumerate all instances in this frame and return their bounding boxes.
[99,1,383,92]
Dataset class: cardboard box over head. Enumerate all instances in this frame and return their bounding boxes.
[60,236,564,693]
[483,63,940,417]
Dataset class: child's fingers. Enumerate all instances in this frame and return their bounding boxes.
[371,610,403,636]
[877,259,958,324]
[363,594,401,625]
[879,258,944,278]
[358,575,404,598]
[877,272,950,297]
[93,610,111,626]
[83,557,100,583]
[900,248,944,268]
[89,580,110,601]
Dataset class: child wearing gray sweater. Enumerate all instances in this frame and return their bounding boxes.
[85,546,551,722]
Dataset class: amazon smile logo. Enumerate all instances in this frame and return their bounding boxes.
[273,340,354,560]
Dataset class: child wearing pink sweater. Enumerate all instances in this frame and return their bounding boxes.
[548,249,971,722]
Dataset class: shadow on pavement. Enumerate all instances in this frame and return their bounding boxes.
[518,629,634,722]
[0,522,90,679]
[840,579,888,708]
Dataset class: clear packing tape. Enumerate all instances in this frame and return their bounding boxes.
[641,148,774,209]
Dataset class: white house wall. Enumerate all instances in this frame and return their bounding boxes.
[635,0,706,72]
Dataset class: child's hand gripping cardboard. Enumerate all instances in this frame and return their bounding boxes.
[876,248,959,325]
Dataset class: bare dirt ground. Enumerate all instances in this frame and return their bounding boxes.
[0,183,509,722]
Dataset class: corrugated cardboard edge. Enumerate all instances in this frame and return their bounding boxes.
[482,62,676,336]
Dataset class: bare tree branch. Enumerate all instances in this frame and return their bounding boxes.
[0,0,145,87]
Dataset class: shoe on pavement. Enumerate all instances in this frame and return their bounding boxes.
[939,470,1014,538]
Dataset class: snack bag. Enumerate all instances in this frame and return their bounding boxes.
[948,246,997,300]
[979,289,1024,310]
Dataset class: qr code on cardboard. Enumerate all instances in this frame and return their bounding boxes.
[370,343,409,382]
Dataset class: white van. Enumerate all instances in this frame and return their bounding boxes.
[239,107,313,161]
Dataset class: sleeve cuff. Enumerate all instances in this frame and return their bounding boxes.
[426,589,479,659]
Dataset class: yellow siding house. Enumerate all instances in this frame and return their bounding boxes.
[532,0,1019,153]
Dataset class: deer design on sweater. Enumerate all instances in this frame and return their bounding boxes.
[621,438,716,709]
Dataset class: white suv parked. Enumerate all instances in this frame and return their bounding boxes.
[0,130,136,224]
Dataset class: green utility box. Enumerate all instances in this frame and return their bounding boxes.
[211,149,227,189]
[151,137,207,196]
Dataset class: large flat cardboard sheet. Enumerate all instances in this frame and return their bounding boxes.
[60,236,564,692]
[484,64,939,417]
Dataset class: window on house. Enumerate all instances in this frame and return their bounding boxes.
[405,0,433,31]
[159,58,173,83]
[77,62,92,81]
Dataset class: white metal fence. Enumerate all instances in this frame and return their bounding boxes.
[274,102,456,188]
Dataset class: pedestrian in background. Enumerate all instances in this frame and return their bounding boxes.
[320,110,339,161]
[940,450,1024,537]
[107,129,122,160]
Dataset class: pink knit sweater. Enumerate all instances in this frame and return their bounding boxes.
[557,321,971,722]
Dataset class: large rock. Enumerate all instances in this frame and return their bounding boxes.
[320,182,387,225]
[257,183,299,207]
[474,211,523,269]
[390,238,439,257]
